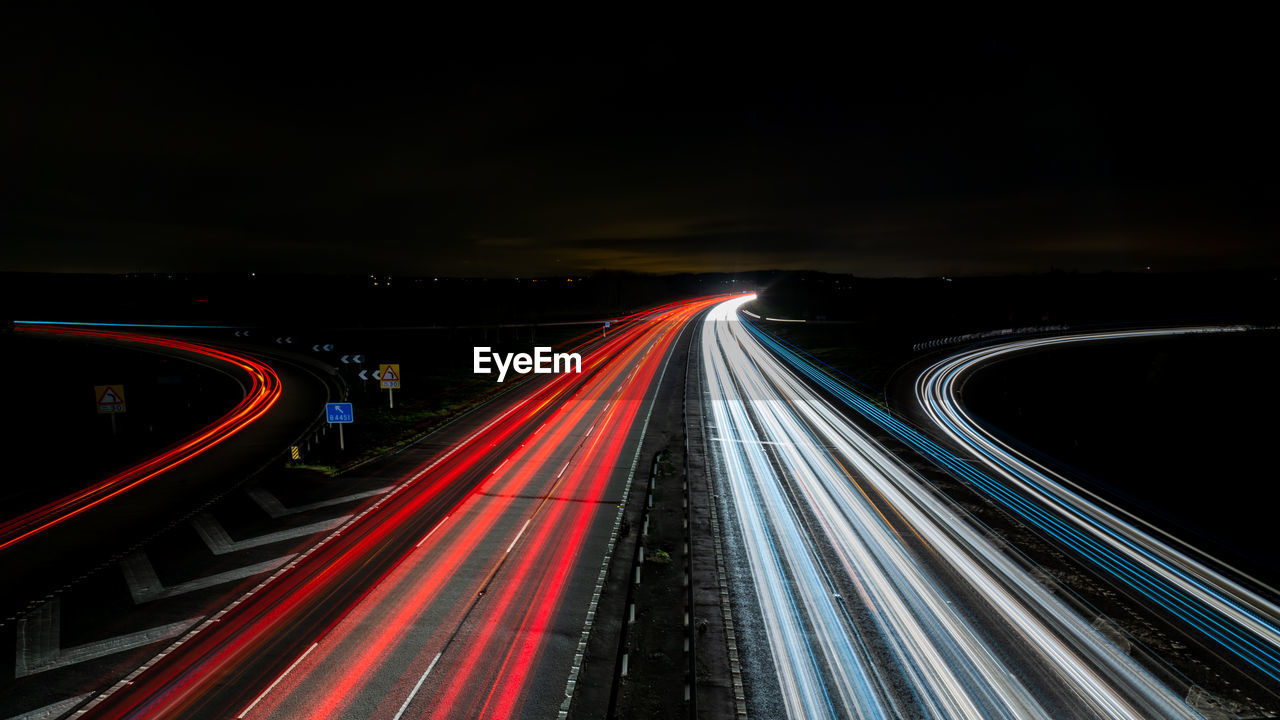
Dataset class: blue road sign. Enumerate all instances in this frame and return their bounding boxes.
[326,402,354,424]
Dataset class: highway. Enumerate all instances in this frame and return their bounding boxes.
[914,328,1280,694]
[72,295,726,719]
[702,297,1200,719]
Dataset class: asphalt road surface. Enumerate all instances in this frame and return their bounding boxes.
[701,296,1200,719]
[913,328,1280,702]
[73,295,728,719]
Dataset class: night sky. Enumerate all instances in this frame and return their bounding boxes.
[4,11,1276,278]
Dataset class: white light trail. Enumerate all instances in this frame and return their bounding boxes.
[915,328,1280,684]
[703,298,1200,719]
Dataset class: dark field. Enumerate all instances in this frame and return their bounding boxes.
[0,331,242,520]
[962,330,1280,591]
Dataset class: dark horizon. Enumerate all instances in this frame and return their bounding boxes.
[6,267,1279,338]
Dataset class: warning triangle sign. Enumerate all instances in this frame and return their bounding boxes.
[382,366,398,381]
[99,387,122,405]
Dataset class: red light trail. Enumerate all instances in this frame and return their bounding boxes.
[0,326,282,553]
[74,294,729,719]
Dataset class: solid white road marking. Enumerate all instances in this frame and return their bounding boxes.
[392,652,442,720]
[506,519,531,554]
[3,693,92,720]
[121,552,296,603]
[192,514,346,555]
[416,516,450,548]
[248,487,389,518]
[15,599,196,678]
[236,642,318,718]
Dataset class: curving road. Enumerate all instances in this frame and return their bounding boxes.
[2,326,282,553]
[915,328,1280,695]
[702,297,1200,719]
[0,325,331,625]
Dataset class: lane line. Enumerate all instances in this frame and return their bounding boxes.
[392,652,442,720]
[416,516,451,548]
[506,519,531,554]
[236,642,318,718]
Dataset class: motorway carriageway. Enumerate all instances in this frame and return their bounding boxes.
[1,326,282,553]
[74,294,729,720]
[702,296,1199,719]
[915,328,1280,695]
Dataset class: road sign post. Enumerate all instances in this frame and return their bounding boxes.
[379,364,401,408]
[326,402,354,450]
[95,385,127,436]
